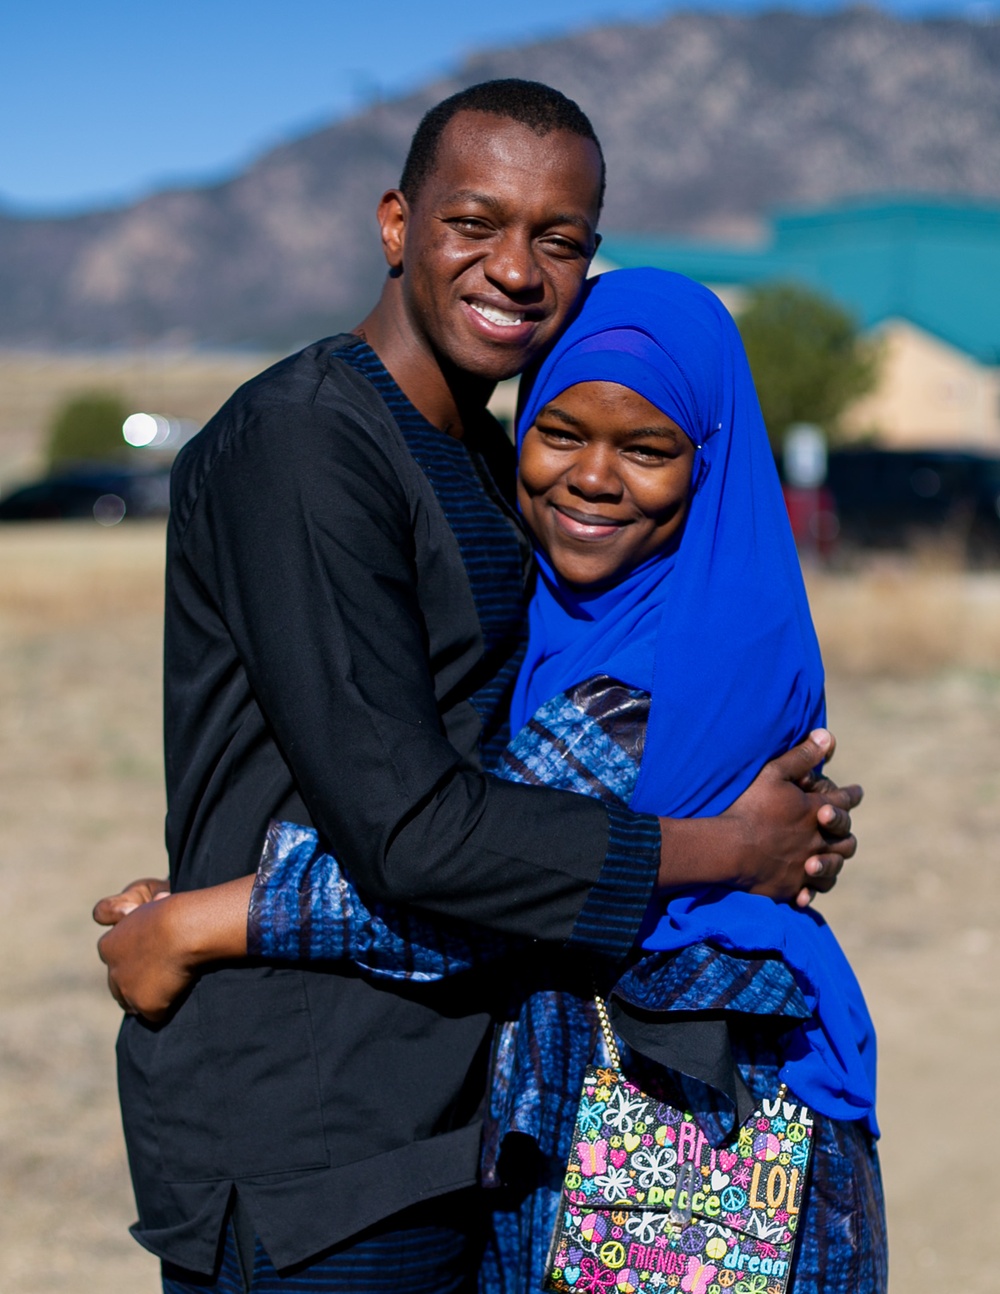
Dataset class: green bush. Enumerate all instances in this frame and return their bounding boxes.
[47,392,129,470]
[737,284,881,449]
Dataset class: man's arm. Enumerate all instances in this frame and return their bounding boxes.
[94,727,859,1020]
[94,373,858,1016]
[175,386,659,947]
[195,389,855,932]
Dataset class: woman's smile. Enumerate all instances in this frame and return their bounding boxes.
[550,502,631,541]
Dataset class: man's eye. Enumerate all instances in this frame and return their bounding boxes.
[541,235,584,257]
[447,217,492,234]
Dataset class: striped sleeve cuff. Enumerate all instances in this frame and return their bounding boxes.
[247,822,325,960]
[247,819,505,980]
[567,804,661,963]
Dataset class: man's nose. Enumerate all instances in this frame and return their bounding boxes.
[483,231,543,295]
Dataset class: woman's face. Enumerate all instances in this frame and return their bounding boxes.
[518,380,696,589]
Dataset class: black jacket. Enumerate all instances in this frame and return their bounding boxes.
[117,338,659,1273]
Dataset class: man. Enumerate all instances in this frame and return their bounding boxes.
[95,81,859,1292]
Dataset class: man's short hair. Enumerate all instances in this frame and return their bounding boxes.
[399,79,605,210]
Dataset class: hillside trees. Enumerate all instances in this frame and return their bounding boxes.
[737,284,880,447]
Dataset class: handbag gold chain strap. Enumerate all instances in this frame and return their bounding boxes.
[593,992,623,1069]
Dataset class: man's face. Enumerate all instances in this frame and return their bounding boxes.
[385,112,603,383]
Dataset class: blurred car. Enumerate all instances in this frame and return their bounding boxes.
[824,448,1000,564]
[0,466,171,524]
[782,483,840,559]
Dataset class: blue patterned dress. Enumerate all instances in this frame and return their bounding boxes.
[250,678,887,1294]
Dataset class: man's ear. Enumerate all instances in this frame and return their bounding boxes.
[377,189,409,270]
[593,232,602,253]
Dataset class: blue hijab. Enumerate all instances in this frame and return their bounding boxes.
[511,268,877,1134]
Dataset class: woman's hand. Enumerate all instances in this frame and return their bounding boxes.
[96,895,196,1020]
[93,876,254,1022]
[92,876,171,925]
[656,728,862,905]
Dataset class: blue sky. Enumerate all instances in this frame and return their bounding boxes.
[2,0,994,213]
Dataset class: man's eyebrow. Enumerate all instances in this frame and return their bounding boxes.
[444,189,502,211]
[443,191,593,230]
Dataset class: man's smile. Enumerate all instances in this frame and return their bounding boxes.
[468,300,528,327]
[460,295,545,346]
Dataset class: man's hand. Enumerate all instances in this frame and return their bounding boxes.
[93,876,254,1022]
[657,729,862,906]
[726,728,861,905]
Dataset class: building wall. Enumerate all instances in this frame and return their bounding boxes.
[840,319,1000,451]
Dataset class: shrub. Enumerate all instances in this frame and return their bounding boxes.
[47,392,129,470]
[737,284,881,449]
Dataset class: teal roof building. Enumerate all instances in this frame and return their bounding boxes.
[600,197,1000,366]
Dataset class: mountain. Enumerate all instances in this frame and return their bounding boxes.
[3,7,999,348]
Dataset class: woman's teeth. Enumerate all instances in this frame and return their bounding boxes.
[470,302,526,327]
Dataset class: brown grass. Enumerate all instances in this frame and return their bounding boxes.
[807,565,1000,675]
[0,525,998,1292]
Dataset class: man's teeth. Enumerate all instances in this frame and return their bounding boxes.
[470,302,526,327]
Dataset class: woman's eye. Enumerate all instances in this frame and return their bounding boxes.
[627,445,671,462]
[538,427,583,446]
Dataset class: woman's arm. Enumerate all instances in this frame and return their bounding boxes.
[94,729,859,1021]
[94,837,500,1017]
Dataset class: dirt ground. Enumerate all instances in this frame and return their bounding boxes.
[0,523,997,1293]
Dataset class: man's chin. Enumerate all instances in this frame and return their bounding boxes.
[447,333,554,384]
[479,352,537,383]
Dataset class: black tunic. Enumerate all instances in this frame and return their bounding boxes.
[116,337,660,1273]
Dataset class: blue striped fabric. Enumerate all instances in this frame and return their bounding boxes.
[246,668,886,1294]
[250,819,499,979]
[162,1203,478,1293]
[249,680,659,973]
[497,708,642,804]
[336,340,528,764]
[617,943,812,1017]
[569,801,660,960]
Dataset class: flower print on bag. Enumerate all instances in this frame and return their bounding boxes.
[576,1256,618,1292]
[595,1166,633,1202]
[625,1211,671,1245]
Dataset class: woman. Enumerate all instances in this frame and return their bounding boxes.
[249,268,886,1293]
[101,269,884,1292]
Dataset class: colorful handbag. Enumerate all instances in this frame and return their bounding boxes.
[544,995,814,1294]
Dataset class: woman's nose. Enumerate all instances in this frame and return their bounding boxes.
[567,446,623,499]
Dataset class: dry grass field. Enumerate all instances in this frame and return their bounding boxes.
[0,523,998,1293]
